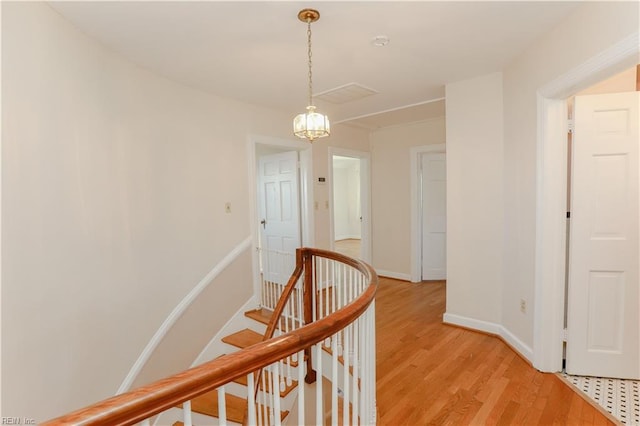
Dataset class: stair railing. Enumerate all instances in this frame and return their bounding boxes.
[42,247,377,426]
[252,247,377,425]
[257,247,296,311]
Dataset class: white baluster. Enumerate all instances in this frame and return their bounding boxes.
[260,369,268,426]
[297,349,305,424]
[297,276,304,328]
[268,366,275,426]
[349,268,354,304]
[218,386,227,426]
[182,400,192,426]
[335,263,339,313]
[352,317,359,425]
[368,303,377,424]
[285,300,293,387]
[331,334,338,426]
[247,372,257,425]
[316,343,323,426]
[312,256,317,322]
[324,258,329,318]
[273,363,282,426]
[343,322,350,426]
[359,312,366,424]
[140,420,151,426]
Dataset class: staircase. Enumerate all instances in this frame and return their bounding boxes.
[170,307,296,425]
[43,248,378,426]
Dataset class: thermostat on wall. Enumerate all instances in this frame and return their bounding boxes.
[317,177,326,185]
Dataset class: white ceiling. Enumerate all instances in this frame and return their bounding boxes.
[49,1,581,130]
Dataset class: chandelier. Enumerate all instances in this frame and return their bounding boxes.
[293,8,330,142]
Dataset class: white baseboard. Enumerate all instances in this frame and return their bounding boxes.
[443,313,502,334]
[375,269,411,281]
[443,313,534,362]
[500,325,534,362]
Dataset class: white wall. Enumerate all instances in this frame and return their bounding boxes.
[444,72,504,324]
[502,1,639,350]
[370,118,446,278]
[1,2,304,421]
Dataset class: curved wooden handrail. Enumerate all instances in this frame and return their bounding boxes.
[43,247,377,426]
[263,247,367,341]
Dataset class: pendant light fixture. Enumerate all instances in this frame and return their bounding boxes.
[293,8,330,142]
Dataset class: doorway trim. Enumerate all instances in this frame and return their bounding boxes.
[247,134,314,300]
[328,147,372,263]
[410,144,446,283]
[533,32,639,372]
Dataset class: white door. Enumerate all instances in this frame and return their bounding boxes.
[258,151,301,285]
[566,92,639,379]
[421,153,447,280]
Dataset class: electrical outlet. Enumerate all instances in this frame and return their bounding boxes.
[520,299,526,313]
[315,201,319,210]
[225,202,231,213]
[325,200,329,209]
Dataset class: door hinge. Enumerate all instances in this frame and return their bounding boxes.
[567,119,574,134]
[562,328,568,342]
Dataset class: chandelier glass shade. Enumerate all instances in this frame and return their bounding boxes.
[294,106,330,141]
[293,9,330,142]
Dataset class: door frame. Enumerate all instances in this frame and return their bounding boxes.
[328,147,372,263]
[533,32,638,372]
[410,144,446,283]
[247,134,314,301]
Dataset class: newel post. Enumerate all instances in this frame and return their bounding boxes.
[301,248,317,383]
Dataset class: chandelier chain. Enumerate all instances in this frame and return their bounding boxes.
[307,19,313,107]
[293,8,329,142]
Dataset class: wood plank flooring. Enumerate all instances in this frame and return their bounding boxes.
[334,239,361,259]
[375,277,614,425]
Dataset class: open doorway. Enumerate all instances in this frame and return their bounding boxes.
[564,66,639,379]
[329,148,371,263]
[332,156,361,257]
[559,65,640,425]
[534,39,638,376]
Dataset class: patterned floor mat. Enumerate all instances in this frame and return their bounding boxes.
[562,373,640,425]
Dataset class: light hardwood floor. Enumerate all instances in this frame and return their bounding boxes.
[375,277,614,425]
[334,239,361,259]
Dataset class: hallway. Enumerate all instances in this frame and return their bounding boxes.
[334,239,361,259]
[375,278,614,425]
